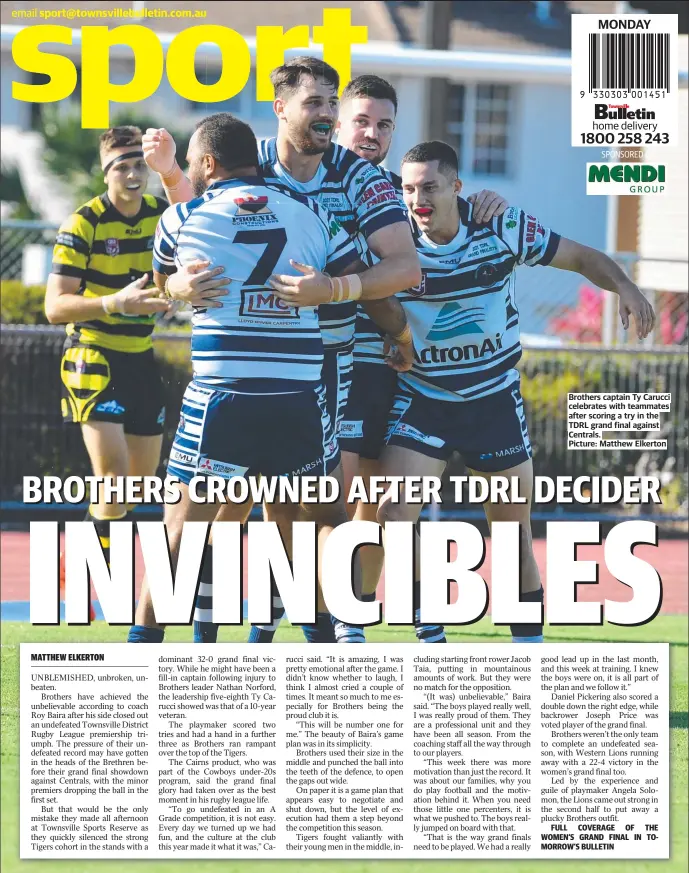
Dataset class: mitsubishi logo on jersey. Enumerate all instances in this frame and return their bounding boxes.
[426,302,485,341]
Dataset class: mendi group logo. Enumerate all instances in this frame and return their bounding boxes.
[587,163,666,195]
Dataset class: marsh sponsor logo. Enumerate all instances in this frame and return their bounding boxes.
[291,458,323,475]
[587,163,666,195]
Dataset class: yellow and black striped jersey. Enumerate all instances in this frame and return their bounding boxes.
[51,192,167,353]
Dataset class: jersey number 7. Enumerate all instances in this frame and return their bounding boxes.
[234,229,287,287]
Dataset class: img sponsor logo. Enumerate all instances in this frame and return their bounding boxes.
[587,163,666,195]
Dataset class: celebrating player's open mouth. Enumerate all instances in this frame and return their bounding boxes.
[353,139,381,159]
[311,120,333,137]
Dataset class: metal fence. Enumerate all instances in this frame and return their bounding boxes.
[1,325,686,523]
[0,220,59,282]
[2,219,686,347]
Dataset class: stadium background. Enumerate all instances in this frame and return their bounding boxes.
[0,3,687,873]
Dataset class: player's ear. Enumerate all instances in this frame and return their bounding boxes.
[274,97,286,121]
[454,178,463,196]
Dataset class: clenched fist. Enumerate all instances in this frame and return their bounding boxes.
[143,128,178,176]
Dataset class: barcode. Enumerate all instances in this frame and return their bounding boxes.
[588,33,670,91]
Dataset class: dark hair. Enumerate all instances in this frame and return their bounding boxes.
[341,75,398,113]
[99,125,142,156]
[270,56,339,100]
[194,113,259,172]
[402,141,458,179]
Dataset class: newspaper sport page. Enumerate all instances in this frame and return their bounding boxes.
[0,1,687,871]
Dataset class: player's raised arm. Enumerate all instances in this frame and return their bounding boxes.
[143,128,194,203]
[549,237,655,340]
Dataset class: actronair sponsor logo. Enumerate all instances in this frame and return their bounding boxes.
[417,334,503,365]
[426,302,485,341]
[586,163,666,196]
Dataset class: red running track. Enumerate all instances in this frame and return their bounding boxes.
[1,532,686,613]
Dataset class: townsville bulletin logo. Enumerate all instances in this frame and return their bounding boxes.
[586,164,666,196]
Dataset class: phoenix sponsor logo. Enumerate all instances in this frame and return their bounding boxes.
[233,195,278,225]
[426,302,485,341]
[234,195,270,214]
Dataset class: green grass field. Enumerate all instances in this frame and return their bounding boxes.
[2,618,686,873]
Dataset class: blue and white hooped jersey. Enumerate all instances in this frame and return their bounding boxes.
[352,166,404,367]
[257,138,405,352]
[398,200,560,403]
[153,177,358,391]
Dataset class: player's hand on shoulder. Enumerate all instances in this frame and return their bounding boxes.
[468,190,509,224]
[143,128,177,175]
[269,260,333,307]
[166,261,230,308]
[618,282,656,340]
[106,275,171,316]
[383,334,415,373]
